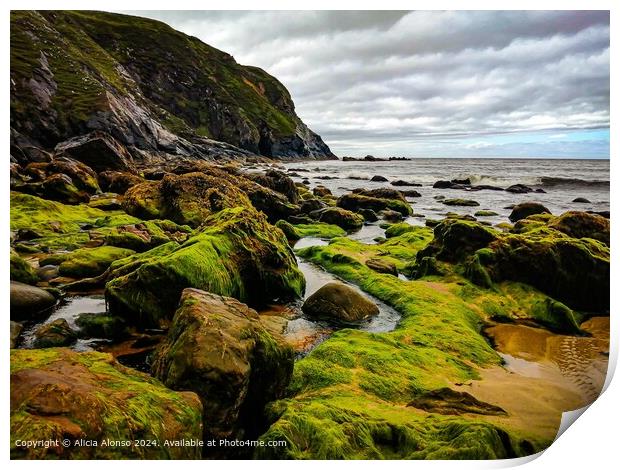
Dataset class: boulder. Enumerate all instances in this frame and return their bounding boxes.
[572,197,591,204]
[302,282,379,324]
[337,193,412,217]
[123,172,253,226]
[152,289,294,442]
[44,157,100,194]
[391,180,421,187]
[98,171,144,194]
[381,209,404,222]
[505,184,535,194]
[106,207,305,327]
[442,198,480,207]
[10,349,202,459]
[10,281,56,321]
[39,173,90,204]
[417,219,497,263]
[474,233,609,312]
[508,202,551,222]
[300,198,325,214]
[54,131,136,172]
[353,187,407,202]
[33,319,78,348]
[246,169,299,204]
[358,208,379,222]
[313,185,332,197]
[548,211,610,246]
[370,175,388,182]
[315,207,364,231]
[401,189,422,198]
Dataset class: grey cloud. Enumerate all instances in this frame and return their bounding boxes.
[120,10,610,157]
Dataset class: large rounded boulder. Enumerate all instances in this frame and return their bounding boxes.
[10,281,56,321]
[152,288,294,444]
[548,211,610,246]
[302,281,379,324]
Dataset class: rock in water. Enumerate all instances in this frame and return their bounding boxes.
[33,319,78,348]
[10,348,203,459]
[314,207,365,231]
[572,197,591,203]
[106,207,305,327]
[508,202,551,222]
[10,281,56,321]
[152,289,294,445]
[302,282,379,324]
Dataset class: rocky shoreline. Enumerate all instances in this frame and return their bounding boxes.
[9,150,610,459]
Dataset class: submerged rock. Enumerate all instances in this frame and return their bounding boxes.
[508,202,551,222]
[33,319,78,348]
[10,348,202,459]
[370,175,388,182]
[572,197,591,204]
[302,281,379,324]
[152,289,293,444]
[106,207,305,327]
[10,281,56,321]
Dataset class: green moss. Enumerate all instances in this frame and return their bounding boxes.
[384,222,415,238]
[40,245,135,278]
[10,349,202,459]
[442,199,480,207]
[475,210,498,217]
[276,220,347,241]
[10,250,38,284]
[106,207,305,327]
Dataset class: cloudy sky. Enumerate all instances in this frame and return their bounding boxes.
[124,10,610,158]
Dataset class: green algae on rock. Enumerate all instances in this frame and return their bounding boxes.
[337,193,413,217]
[40,245,135,278]
[10,250,38,284]
[152,288,294,447]
[106,207,305,327]
[276,220,346,242]
[10,348,203,459]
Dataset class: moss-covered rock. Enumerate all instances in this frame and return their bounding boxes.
[276,220,346,242]
[337,193,413,217]
[10,250,38,284]
[302,281,380,324]
[548,211,610,246]
[40,246,135,278]
[152,289,294,445]
[104,220,191,252]
[442,198,480,207]
[246,169,299,204]
[471,232,609,312]
[384,222,415,238]
[509,202,551,222]
[106,207,305,327]
[33,319,78,348]
[475,210,499,217]
[98,170,144,194]
[315,207,364,231]
[122,172,252,226]
[10,348,202,459]
[417,219,498,263]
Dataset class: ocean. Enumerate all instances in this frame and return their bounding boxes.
[282,158,610,242]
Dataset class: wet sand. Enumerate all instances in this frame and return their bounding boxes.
[455,317,609,441]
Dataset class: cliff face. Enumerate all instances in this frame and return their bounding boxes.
[10,10,336,163]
